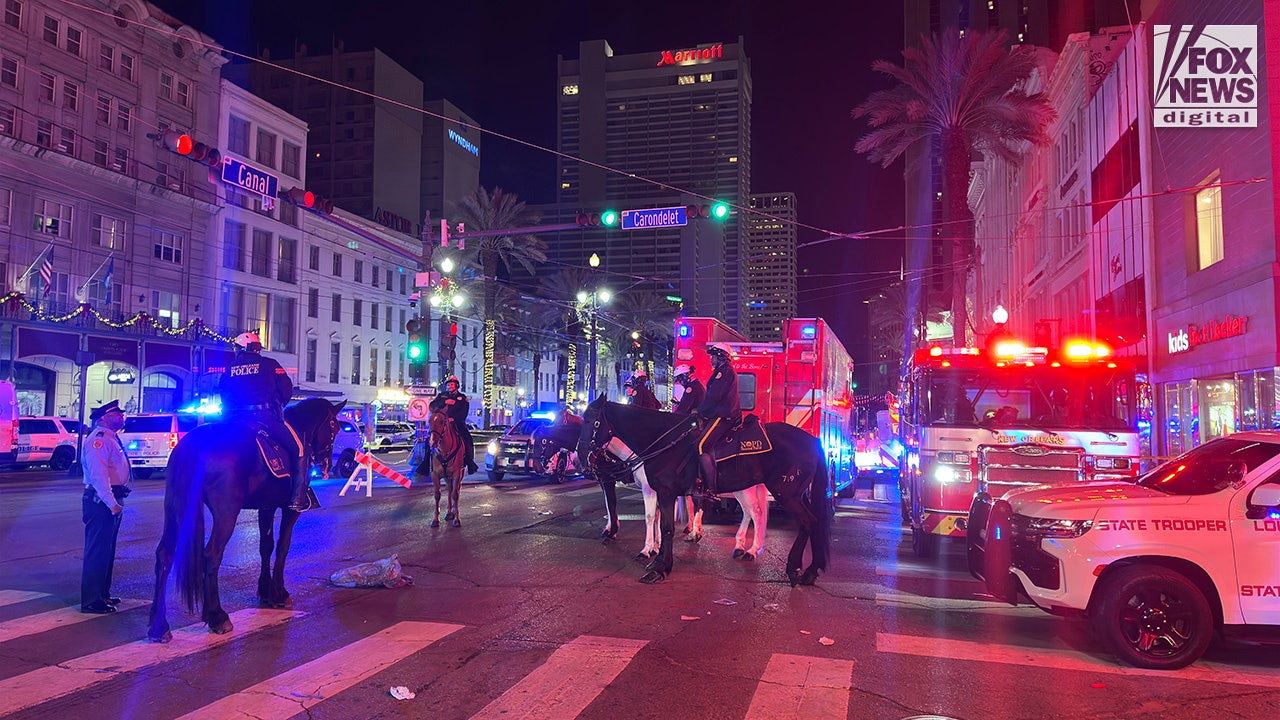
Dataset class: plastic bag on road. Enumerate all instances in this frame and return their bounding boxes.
[330,554,414,588]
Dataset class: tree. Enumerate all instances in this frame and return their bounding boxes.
[450,187,548,426]
[853,30,1054,346]
[606,291,679,387]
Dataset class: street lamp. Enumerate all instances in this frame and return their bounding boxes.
[576,286,610,400]
[429,255,466,380]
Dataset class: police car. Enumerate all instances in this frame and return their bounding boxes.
[969,431,1280,669]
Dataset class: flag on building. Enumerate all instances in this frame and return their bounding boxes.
[39,249,53,297]
[103,258,114,305]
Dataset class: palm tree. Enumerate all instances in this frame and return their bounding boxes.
[606,291,679,390]
[853,29,1054,346]
[867,282,948,387]
[450,186,548,426]
[539,268,601,401]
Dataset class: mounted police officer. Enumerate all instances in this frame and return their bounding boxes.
[220,332,310,512]
[625,369,661,410]
[695,342,741,496]
[671,364,705,415]
[429,375,478,474]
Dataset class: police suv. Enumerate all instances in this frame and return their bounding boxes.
[969,431,1280,670]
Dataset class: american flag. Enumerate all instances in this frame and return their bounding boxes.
[39,250,52,297]
[103,257,114,305]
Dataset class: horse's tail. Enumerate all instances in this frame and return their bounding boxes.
[808,437,832,572]
[167,435,206,612]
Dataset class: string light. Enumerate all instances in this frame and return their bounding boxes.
[2,292,235,344]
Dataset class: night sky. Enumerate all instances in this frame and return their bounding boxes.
[152,0,907,360]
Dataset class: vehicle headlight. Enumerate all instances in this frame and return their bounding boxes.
[933,465,972,484]
[487,440,498,456]
[1023,517,1093,539]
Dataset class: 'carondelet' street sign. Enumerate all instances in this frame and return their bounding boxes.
[221,157,279,200]
[621,206,687,230]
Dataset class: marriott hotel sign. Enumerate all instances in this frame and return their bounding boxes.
[1167,314,1248,355]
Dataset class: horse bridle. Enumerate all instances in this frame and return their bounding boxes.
[583,407,700,477]
[430,414,462,466]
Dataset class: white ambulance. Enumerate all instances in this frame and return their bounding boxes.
[0,381,17,465]
[969,431,1280,669]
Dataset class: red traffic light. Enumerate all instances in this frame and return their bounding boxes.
[449,322,457,337]
[283,187,316,208]
[160,130,193,156]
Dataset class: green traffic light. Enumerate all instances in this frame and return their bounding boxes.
[710,202,729,220]
[601,210,619,227]
[408,344,424,360]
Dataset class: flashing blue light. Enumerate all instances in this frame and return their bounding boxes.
[678,325,690,338]
[801,324,817,339]
[310,466,323,478]
[128,441,140,450]
[531,411,556,421]
[994,526,1002,541]
[1269,510,1280,520]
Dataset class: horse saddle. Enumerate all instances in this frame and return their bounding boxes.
[255,432,292,479]
[710,414,772,463]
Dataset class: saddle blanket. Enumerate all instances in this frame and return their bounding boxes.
[256,432,291,479]
[710,415,772,463]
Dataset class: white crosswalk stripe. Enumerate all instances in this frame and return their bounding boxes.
[0,599,147,644]
[176,620,463,719]
[0,590,51,608]
[0,607,298,716]
[744,654,855,719]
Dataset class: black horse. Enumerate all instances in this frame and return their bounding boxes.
[578,396,831,585]
[147,398,344,643]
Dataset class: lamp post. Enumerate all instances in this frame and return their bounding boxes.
[576,265,610,401]
[429,256,466,381]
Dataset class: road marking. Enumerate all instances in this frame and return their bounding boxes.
[0,599,148,643]
[744,654,854,719]
[875,592,1042,617]
[0,590,51,607]
[469,635,648,720]
[0,608,298,716]
[877,632,1280,687]
[875,564,973,582]
[176,621,463,719]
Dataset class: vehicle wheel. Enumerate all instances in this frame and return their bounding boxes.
[836,480,855,499]
[134,468,154,479]
[488,470,504,482]
[910,523,938,558]
[1091,566,1213,670]
[49,447,75,471]
[335,450,358,478]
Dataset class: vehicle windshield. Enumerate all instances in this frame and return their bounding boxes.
[123,416,171,433]
[510,419,549,435]
[1135,437,1280,495]
[917,365,1136,431]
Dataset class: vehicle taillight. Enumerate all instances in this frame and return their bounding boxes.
[1084,455,1138,478]
[169,432,179,449]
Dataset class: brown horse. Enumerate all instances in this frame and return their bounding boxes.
[429,410,465,527]
[147,398,344,643]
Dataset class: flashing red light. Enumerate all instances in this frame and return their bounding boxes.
[928,346,943,357]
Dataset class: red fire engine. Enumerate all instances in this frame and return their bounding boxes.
[673,317,856,497]
[899,337,1142,558]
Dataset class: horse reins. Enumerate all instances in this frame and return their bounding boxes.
[588,410,701,474]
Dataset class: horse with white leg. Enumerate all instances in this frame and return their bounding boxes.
[679,486,770,559]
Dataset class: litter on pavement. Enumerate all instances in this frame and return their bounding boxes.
[712,598,737,606]
[330,554,414,588]
[389,686,416,700]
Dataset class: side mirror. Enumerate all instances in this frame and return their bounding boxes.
[1246,484,1280,520]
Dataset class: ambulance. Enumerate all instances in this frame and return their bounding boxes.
[673,317,855,497]
[0,380,16,465]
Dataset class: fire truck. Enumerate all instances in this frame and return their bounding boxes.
[899,337,1141,558]
[673,317,856,497]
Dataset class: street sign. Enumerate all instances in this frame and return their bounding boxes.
[621,206,687,230]
[407,397,431,421]
[220,157,279,200]
[405,385,437,396]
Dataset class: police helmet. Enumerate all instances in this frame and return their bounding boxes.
[234,332,263,349]
[674,364,691,380]
[442,375,460,388]
[706,342,733,359]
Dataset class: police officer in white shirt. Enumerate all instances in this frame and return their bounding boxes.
[81,400,132,614]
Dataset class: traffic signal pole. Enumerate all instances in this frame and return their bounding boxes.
[409,213,434,471]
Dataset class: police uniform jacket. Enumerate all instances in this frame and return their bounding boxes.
[221,351,293,412]
[430,390,471,424]
[630,383,661,410]
[698,363,741,420]
[82,425,131,504]
[673,379,706,415]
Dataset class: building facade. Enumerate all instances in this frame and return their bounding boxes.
[421,97,480,225]
[742,192,798,342]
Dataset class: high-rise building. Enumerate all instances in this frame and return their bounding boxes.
[546,38,751,327]
[742,193,797,341]
[230,45,424,236]
[421,98,481,225]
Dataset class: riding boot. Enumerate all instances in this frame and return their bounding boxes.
[699,452,718,497]
[288,469,312,512]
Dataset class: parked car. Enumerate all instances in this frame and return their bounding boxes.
[0,381,16,465]
[119,413,201,478]
[332,419,367,477]
[15,417,82,470]
[373,421,414,450]
[484,417,553,482]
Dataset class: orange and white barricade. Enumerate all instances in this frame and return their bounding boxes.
[340,451,412,497]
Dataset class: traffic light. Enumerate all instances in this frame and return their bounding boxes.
[282,187,334,214]
[153,130,221,168]
[438,319,458,361]
[688,201,730,221]
[407,319,426,382]
[576,210,618,228]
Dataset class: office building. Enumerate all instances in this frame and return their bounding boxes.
[742,192,797,341]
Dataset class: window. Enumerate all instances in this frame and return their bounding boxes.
[305,338,317,383]
[329,343,341,384]
[116,103,131,132]
[175,78,189,107]
[152,229,183,264]
[118,52,133,82]
[1195,180,1224,270]
[354,260,363,283]
[222,220,245,271]
[0,187,10,226]
[151,290,180,329]
[92,214,126,250]
[331,252,342,277]
[112,146,128,173]
[282,141,300,178]
[62,79,78,111]
[277,237,297,283]
[352,298,362,326]
[372,264,380,287]
[221,285,244,333]
[3,0,20,30]
[385,305,392,331]
[368,348,377,386]
[399,274,407,294]
[270,296,295,352]
[34,199,72,238]
[307,287,318,318]
[256,128,276,168]
[371,302,379,329]
[386,268,393,289]
[95,93,110,124]
[308,245,320,271]
[56,125,74,155]
[331,293,341,322]
[384,354,391,387]
[38,71,53,102]
[0,54,16,88]
[41,14,56,44]
[228,116,249,155]
[279,201,298,227]
[159,72,172,99]
[65,25,81,56]
[399,309,406,334]
[98,42,113,71]
[351,346,361,385]
[245,290,268,339]
[0,104,14,136]
[251,229,272,277]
